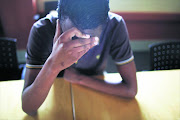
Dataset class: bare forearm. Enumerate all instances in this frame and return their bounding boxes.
[78,75,137,98]
[22,59,61,115]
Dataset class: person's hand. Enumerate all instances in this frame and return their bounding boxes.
[48,19,99,72]
[64,68,83,84]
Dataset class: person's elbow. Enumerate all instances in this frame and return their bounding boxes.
[127,87,137,99]
[22,103,38,116]
[22,95,38,116]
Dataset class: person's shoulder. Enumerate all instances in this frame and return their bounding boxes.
[108,12,123,23]
[33,11,58,31]
[105,12,124,32]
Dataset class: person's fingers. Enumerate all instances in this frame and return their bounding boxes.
[89,37,99,47]
[72,44,91,53]
[77,49,90,60]
[66,37,99,49]
[53,19,61,44]
[66,38,91,48]
[61,27,90,42]
[67,37,99,60]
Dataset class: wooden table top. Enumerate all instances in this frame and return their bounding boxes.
[0,69,179,120]
[71,70,180,120]
[0,78,73,120]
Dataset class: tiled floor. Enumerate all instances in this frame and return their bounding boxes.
[105,51,150,73]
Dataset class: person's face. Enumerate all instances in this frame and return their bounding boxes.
[60,18,104,39]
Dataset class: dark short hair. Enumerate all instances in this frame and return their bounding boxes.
[57,0,109,30]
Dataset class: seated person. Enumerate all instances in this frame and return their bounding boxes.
[22,0,137,115]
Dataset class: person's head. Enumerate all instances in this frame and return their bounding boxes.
[57,0,109,38]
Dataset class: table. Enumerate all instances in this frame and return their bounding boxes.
[0,79,73,120]
[71,70,180,120]
[0,70,179,120]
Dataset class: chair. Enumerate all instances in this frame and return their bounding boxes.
[0,37,23,80]
[149,41,180,70]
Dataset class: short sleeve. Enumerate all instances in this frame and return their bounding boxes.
[110,18,134,65]
[26,19,55,68]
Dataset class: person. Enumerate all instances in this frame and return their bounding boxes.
[22,0,137,115]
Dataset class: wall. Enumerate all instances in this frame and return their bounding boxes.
[36,0,180,13]
[3,0,178,63]
[1,0,180,50]
[37,0,57,13]
[36,0,180,40]
[119,12,180,40]
[110,0,180,13]
[0,0,34,50]
[109,0,180,40]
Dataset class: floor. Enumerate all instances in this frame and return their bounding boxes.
[105,51,150,73]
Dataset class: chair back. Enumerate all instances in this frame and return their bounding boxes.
[0,37,20,80]
[149,41,180,70]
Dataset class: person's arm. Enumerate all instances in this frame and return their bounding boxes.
[22,61,61,116]
[64,60,137,98]
[22,20,99,115]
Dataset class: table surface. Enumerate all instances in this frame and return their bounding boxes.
[0,78,73,120]
[0,70,180,120]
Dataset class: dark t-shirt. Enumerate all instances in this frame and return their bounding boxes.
[26,12,134,75]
